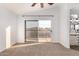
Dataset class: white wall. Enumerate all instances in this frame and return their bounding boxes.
[17,16,24,43]
[0,3,72,52]
[17,4,72,48]
[17,7,60,43]
[0,7,17,52]
[12,3,71,48]
[59,4,70,48]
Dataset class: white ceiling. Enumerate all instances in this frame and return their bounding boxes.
[0,3,59,16]
[1,3,79,16]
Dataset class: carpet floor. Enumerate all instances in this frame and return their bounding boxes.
[0,42,79,56]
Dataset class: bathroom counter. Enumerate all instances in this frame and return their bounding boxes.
[70,33,79,36]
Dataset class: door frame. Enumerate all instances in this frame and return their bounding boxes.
[24,20,39,43]
[24,20,52,43]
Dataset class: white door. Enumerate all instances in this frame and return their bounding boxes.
[6,26,11,48]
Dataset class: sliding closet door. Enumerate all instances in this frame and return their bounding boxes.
[25,20,38,42]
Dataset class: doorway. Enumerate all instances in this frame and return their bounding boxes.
[25,20,52,43]
[6,26,11,48]
[69,9,79,50]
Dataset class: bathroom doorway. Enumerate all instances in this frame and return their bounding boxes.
[69,9,79,50]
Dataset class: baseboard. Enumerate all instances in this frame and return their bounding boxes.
[0,48,6,53]
[11,43,17,46]
[0,43,17,53]
[60,42,70,48]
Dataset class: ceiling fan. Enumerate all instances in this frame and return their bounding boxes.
[31,3,54,8]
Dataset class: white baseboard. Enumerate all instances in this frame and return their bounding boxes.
[60,42,70,48]
[0,48,6,53]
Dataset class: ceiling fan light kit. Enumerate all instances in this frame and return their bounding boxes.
[31,3,54,8]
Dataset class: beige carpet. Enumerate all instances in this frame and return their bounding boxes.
[0,42,79,56]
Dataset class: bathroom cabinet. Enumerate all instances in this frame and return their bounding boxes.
[70,33,79,45]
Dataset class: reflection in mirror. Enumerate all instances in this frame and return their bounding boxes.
[71,14,78,20]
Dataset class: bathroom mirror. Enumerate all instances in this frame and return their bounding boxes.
[70,14,78,20]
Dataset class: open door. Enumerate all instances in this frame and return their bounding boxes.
[38,20,52,42]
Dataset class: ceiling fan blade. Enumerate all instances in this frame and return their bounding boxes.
[32,3,37,7]
[48,3,54,5]
[40,3,44,8]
